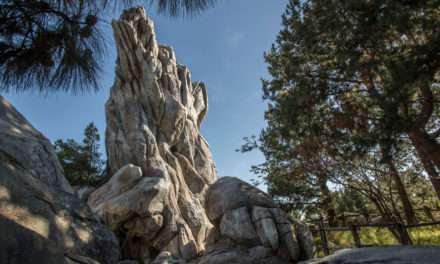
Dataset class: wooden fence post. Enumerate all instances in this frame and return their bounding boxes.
[350,225,361,248]
[341,212,346,226]
[318,218,330,256]
[308,218,440,256]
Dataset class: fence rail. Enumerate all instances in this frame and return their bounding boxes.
[309,219,440,256]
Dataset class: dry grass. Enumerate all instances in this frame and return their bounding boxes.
[313,224,440,257]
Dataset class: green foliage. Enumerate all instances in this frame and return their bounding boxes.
[54,122,104,186]
[0,0,217,93]
[154,0,217,17]
[409,226,440,244]
[0,0,106,93]
[243,0,440,224]
[314,226,440,256]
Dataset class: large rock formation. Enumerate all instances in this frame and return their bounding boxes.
[87,7,313,264]
[89,7,216,262]
[0,96,120,263]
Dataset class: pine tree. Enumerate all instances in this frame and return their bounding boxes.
[0,0,217,93]
[243,0,440,224]
[54,122,104,185]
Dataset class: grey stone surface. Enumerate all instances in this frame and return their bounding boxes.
[294,220,315,260]
[118,261,139,264]
[301,246,440,264]
[0,96,120,264]
[76,186,96,202]
[220,207,259,244]
[90,7,216,261]
[206,176,275,221]
[0,95,72,193]
[203,177,303,263]
[252,206,279,250]
[193,240,291,264]
[152,251,187,264]
[269,208,301,261]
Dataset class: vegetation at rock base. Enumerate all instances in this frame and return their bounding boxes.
[54,122,105,186]
[0,0,217,93]
[313,226,440,257]
[241,0,440,233]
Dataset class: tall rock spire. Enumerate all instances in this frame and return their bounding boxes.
[89,7,217,261]
[106,7,216,183]
[88,7,313,264]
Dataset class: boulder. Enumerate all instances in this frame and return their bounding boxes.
[88,165,169,233]
[0,96,120,263]
[301,246,440,264]
[193,240,291,264]
[204,177,303,263]
[206,177,275,221]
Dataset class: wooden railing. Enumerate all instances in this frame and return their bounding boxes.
[309,219,440,256]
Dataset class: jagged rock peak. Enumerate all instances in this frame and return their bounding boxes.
[106,6,216,181]
[88,7,314,264]
[91,6,217,262]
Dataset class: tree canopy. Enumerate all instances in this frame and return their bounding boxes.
[0,0,217,93]
[243,0,440,226]
[54,122,105,186]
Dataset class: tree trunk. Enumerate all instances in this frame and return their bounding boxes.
[368,194,402,242]
[318,174,337,226]
[386,159,418,225]
[408,130,440,199]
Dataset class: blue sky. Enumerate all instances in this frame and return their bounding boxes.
[3,0,287,187]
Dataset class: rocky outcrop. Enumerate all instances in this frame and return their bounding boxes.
[0,95,120,264]
[0,96,72,194]
[87,7,313,264]
[201,177,314,263]
[89,7,216,262]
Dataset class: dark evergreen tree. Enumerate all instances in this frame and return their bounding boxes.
[243,0,440,224]
[0,0,217,93]
[54,122,104,185]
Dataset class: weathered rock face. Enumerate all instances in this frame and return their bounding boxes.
[0,96,120,264]
[0,96,72,194]
[88,7,314,264]
[202,177,314,263]
[89,7,216,262]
